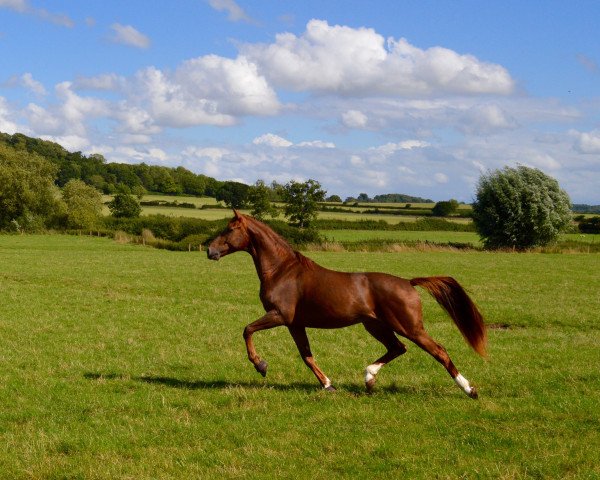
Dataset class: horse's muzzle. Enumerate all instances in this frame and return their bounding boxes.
[207,247,220,261]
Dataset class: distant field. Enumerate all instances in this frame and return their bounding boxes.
[322,229,482,245]
[0,235,599,478]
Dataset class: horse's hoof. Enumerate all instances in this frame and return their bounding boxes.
[365,379,376,393]
[255,360,268,377]
[324,385,336,392]
[468,386,479,399]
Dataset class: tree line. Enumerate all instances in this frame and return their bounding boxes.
[1,131,588,247]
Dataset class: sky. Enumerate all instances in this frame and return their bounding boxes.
[1,1,600,203]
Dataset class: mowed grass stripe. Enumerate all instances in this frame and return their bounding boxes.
[0,235,599,478]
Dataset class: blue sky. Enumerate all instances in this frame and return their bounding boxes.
[1,1,599,202]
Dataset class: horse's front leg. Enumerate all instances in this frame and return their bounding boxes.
[288,326,336,391]
[243,311,285,377]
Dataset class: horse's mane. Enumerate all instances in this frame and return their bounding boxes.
[244,215,316,270]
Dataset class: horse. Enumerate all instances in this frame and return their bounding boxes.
[207,210,487,399]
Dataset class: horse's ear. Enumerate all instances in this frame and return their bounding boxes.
[233,209,243,220]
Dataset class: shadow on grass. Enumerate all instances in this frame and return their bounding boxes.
[84,372,318,393]
[84,372,452,398]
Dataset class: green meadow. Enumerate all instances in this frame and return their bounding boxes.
[1,235,599,479]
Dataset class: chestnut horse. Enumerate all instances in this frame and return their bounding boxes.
[208,211,486,399]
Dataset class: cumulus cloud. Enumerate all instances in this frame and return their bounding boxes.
[252,133,335,149]
[0,96,21,134]
[242,19,514,97]
[118,55,280,131]
[109,23,151,49]
[207,0,254,23]
[3,72,46,96]
[341,109,368,128]
[572,130,600,154]
[74,73,125,91]
[0,0,74,27]
[20,72,46,95]
[24,82,109,141]
[253,133,292,147]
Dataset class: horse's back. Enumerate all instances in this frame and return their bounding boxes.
[295,267,419,328]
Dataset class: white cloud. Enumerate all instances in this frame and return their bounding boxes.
[20,73,46,96]
[434,173,449,184]
[341,109,368,128]
[243,19,514,97]
[296,140,335,148]
[0,0,74,27]
[253,133,292,147]
[207,0,254,23]
[74,73,125,91]
[0,96,21,134]
[174,55,280,116]
[109,23,151,49]
[572,130,600,154]
[24,82,109,140]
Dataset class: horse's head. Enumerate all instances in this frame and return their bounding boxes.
[207,210,251,261]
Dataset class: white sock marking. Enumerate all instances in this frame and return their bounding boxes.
[454,373,473,395]
[365,363,383,384]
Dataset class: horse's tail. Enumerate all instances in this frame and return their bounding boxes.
[410,276,487,357]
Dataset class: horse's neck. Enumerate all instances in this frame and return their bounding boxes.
[247,224,296,281]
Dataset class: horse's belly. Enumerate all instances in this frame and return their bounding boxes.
[294,296,374,328]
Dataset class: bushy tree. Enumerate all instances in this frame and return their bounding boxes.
[326,195,342,203]
[472,165,572,249]
[248,180,277,220]
[0,144,61,231]
[108,193,141,218]
[62,179,103,229]
[280,179,326,228]
[216,181,249,209]
[432,199,459,217]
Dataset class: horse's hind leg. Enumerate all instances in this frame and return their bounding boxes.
[406,329,478,399]
[288,326,335,391]
[362,319,407,392]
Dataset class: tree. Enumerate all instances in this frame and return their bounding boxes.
[62,179,103,230]
[216,181,250,209]
[280,179,326,228]
[472,165,572,249]
[248,180,277,220]
[432,199,459,217]
[326,195,342,203]
[107,193,141,218]
[0,144,62,231]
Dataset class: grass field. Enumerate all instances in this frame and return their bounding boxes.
[1,235,599,478]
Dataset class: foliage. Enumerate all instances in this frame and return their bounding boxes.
[431,199,459,217]
[573,203,600,214]
[372,192,434,203]
[313,217,475,232]
[578,216,600,234]
[326,194,342,203]
[0,143,62,231]
[215,181,250,209]
[265,219,322,246]
[472,165,572,249]
[0,131,220,197]
[61,179,103,229]
[280,179,326,228]
[107,193,142,218]
[247,180,277,220]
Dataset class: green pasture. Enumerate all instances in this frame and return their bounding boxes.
[322,229,482,246]
[1,235,599,478]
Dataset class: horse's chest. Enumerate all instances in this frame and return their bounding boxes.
[259,278,300,314]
